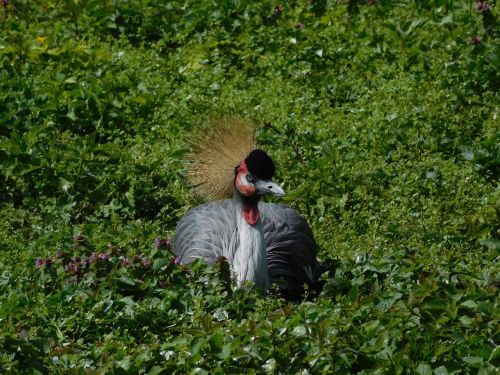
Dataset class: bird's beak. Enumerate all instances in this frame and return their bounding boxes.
[255,179,285,197]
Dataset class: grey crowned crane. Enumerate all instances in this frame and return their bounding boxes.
[173,118,322,300]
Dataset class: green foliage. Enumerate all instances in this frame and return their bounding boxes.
[1,0,498,373]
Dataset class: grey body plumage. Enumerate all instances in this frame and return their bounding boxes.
[174,199,319,298]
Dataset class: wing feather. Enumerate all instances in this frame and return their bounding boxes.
[259,203,318,298]
[174,200,239,264]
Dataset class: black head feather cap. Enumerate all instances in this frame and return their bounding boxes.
[245,149,275,180]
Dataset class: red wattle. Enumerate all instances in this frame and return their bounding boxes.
[243,205,260,225]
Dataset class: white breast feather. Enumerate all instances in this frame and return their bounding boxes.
[232,213,269,289]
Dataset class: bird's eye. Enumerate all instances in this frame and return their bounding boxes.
[246,173,256,183]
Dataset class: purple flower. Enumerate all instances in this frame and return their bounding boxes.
[470,36,482,45]
[476,1,492,12]
[159,280,168,288]
[87,253,98,263]
[294,23,305,30]
[98,253,109,261]
[55,250,68,258]
[107,242,121,255]
[35,258,52,268]
[273,4,283,15]
[121,257,130,266]
[155,237,172,249]
[154,237,162,249]
[64,264,80,274]
[142,257,152,269]
[173,256,182,265]
[1,0,9,6]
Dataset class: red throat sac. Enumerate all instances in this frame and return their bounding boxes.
[243,202,260,225]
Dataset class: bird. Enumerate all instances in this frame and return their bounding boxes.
[173,117,322,300]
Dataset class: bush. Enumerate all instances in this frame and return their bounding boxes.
[1,0,498,372]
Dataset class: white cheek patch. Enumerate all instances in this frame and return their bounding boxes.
[236,174,255,196]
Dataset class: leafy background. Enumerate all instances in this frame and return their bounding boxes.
[0,0,498,373]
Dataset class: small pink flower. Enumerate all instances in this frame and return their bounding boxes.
[35,258,52,268]
[470,36,482,45]
[98,253,109,261]
[273,4,283,15]
[121,257,130,266]
[155,237,172,249]
[64,263,80,274]
[55,250,68,258]
[142,257,152,268]
[154,237,162,249]
[73,235,85,244]
[107,243,120,255]
[159,280,168,288]
[476,1,492,12]
[173,256,182,265]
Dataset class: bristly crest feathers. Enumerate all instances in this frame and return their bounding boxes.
[186,117,257,200]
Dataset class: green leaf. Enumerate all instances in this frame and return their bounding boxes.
[153,258,169,270]
[460,300,477,309]
[292,325,307,337]
[489,346,500,362]
[190,337,205,357]
[117,356,131,370]
[433,366,449,375]
[479,238,500,250]
[220,343,232,360]
[459,315,473,326]
[118,275,136,286]
[462,356,484,368]
[67,108,76,121]
[440,14,453,25]
[416,363,432,375]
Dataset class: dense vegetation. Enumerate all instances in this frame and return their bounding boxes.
[1,0,498,373]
